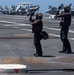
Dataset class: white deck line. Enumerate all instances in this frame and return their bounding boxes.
[0,20,74,40]
[0,64,27,69]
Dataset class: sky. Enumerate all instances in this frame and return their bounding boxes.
[0,0,74,13]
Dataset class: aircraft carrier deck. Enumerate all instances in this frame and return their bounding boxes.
[0,14,74,75]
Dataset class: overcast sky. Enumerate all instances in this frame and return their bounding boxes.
[0,0,74,13]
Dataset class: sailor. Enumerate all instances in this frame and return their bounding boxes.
[29,12,43,56]
[56,5,72,54]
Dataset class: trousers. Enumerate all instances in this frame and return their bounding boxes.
[34,32,42,55]
[60,26,71,52]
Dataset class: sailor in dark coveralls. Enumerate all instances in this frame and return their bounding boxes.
[29,12,43,56]
[56,5,72,54]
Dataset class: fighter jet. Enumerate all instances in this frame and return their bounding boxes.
[46,5,57,19]
[15,2,40,15]
[9,5,16,15]
[0,6,3,14]
[3,5,9,14]
[46,4,74,20]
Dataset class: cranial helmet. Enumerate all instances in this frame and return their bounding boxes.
[36,12,43,19]
[64,5,70,12]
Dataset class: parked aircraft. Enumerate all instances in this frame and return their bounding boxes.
[15,2,40,15]
[0,6,3,13]
[46,3,74,19]
[46,5,57,19]
[0,2,40,16]
[3,5,9,14]
[9,5,16,15]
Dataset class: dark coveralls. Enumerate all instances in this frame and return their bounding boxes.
[58,13,72,53]
[29,16,43,56]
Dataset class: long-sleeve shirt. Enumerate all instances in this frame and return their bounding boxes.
[29,16,43,33]
[57,13,71,26]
